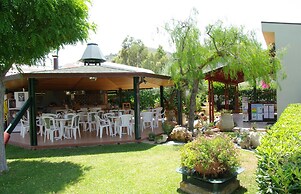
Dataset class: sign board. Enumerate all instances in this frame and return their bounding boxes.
[14,92,29,108]
[251,104,264,121]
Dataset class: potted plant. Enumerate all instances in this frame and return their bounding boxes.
[219,109,235,131]
[154,134,168,144]
[178,133,243,193]
[148,132,156,141]
[162,122,174,136]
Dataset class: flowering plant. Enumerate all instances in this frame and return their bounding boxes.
[180,133,240,178]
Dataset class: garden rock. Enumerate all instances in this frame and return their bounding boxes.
[192,128,202,137]
[155,134,168,144]
[237,132,251,149]
[170,126,192,142]
[249,132,266,148]
[193,119,203,129]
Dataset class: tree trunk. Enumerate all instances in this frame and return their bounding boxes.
[0,77,8,174]
[188,79,199,131]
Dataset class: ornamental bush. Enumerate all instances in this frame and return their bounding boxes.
[180,134,240,178]
[256,104,301,193]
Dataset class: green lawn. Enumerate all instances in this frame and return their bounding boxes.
[1,143,257,194]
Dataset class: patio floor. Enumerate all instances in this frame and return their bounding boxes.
[7,119,273,150]
[235,121,273,130]
[8,124,164,150]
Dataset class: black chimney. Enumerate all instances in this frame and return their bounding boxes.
[53,55,58,69]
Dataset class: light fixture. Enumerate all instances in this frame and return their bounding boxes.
[89,77,97,81]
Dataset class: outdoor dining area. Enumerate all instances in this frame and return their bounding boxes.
[4,44,174,149]
[5,68,173,148]
[12,106,165,149]
[3,43,175,149]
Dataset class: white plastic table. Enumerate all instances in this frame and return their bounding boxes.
[55,118,71,139]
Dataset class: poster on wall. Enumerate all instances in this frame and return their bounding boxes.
[263,104,275,119]
[264,104,269,119]
[251,104,264,121]
[242,97,249,121]
[14,92,29,108]
[18,93,25,102]
[269,105,274,119]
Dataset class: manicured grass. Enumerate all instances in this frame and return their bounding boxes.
[234,149,258,194]
[1,143,257,193]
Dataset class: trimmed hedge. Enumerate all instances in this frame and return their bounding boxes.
[256,104,301,193]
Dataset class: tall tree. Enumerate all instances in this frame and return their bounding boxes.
[113,36,169,74]
[165,9,282,130]
[113,36,148,68]
[0,0,95,174]
[144,45,169,74]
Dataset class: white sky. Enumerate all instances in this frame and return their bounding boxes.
[56,0,301,67]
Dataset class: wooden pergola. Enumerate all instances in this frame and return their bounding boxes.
[4,63,174,146]
[205,66,245,122]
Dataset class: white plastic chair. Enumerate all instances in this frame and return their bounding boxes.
[42,116,60,142]
[94,115,112,138]
[56,109,67,114]
[64,113,76,119]
[92,107,102,112]
[102,112,116,132]
[77,111,88,131]
[102,112,115,119]
[87,112,99,132]
[158,110,165,124]
[98,110,105,119]
[42,113,57,118]
[123,109,134,115]
[20,118,30,138]
[64,115,81,140]
[36,117,44,136]
[79,108,88,112]
[118,114,134,138]
[141,111,154,132]
[109,109,120,116]
[129,109,135,115]
[153,107,165,127]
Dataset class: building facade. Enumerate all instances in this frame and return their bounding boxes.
[262,21,301,117]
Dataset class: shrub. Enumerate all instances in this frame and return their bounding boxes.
[180,134,240,179]
[162,122,174,135]
[256,104,301,193]
[148,132,156,141]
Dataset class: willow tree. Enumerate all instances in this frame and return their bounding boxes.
[165,10,282,130]
[0,0,95,174]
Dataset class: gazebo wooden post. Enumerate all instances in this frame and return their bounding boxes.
[224,83,229,110]
[133,77,141,140]
[234,83,239,113]
[118,88,122,108]
[160,86,164,113]
[28,78,37,146]
[208,80,215,123]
